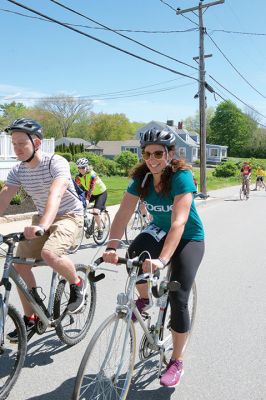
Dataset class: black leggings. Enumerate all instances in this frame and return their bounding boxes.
[128,233,205,333]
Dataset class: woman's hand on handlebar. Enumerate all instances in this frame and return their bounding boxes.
[142,258,163,273]
[102,249,119,264]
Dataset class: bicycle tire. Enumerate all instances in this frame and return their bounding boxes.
[0,304,27,400]
[93,210,111,245]
[68,216,85,254]
[161,281,197,364]
[125,211,143,244]
[239,188,243,200]
[53,264,96,346]
[73,313,136,400]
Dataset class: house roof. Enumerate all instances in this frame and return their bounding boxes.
[55,137,92,146]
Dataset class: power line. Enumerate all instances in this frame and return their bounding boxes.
[159,0,199,26]
[49,0,198,71]
[0,8,198,34]
[207,33,266,99]
[210,29,266,36]
[6,0,199,82]
[0,81,196,101]
[208,75,266,120]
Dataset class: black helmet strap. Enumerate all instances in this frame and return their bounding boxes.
[24,133,37,163]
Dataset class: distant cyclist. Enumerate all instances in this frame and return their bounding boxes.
[75,158,107,240]
[240,161,251,198]
[255,166,266,190]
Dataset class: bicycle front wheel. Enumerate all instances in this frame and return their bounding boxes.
[73,313,136,400]
[0,304,27,400]
[93,210,111,245]
[125,211,143,244]
[53,264,96,346]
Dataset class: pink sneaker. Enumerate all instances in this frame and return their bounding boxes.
[160,359,184,387]
[132,298,149,322]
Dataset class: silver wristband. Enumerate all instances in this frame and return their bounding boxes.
[158,257,169,268]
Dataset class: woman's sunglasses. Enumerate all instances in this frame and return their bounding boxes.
[142,150,165,160]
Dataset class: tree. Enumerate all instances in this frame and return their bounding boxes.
[183,107,215,138]
[36,95,93,137]
[88,113,134,143]
[0,101,28,130]
[209,101,253,155]
[114,151,138,175]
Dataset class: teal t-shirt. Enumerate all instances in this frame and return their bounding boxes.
[127,170,204,241]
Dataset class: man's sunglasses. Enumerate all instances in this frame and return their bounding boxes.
[142,150,165,160]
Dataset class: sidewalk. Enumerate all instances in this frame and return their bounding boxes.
[0,187,239,235]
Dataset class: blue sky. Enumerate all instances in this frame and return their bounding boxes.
[1,0,266,125]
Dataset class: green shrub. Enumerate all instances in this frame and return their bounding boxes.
[55,152,73,161]
[212,161,238,177]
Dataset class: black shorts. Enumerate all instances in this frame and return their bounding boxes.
[90,190,107,211]
[256,176,263,182]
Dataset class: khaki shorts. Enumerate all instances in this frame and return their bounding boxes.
[16,213,84,259]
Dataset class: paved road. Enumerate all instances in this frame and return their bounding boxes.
[1,185,266,400]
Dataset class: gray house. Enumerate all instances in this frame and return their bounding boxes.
[55,137,103,155]
[136,120,227,164]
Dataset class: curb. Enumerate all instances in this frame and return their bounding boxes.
[0,211,37,224]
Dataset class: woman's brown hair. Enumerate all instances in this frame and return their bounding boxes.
[129,146,192,199]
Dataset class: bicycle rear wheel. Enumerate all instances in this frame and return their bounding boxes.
[73,313,136,400]
[125,211,143,244]
[161,281,197,364]
[0,304,27,400]
[93,210,111,245]
[53,264,96,346]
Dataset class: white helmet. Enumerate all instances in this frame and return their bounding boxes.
[76,158,89,168]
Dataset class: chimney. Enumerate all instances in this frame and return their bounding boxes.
[178,121,183,129]
[166,120,174,127]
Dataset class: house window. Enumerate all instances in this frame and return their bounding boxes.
[222,149,227,157]
[124,147,137,154]
[210,148,218,157]
[192,148,197,157]
[178,147,186,158]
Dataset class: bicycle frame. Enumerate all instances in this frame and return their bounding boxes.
[113,260,171,379]
[0,241,65,336]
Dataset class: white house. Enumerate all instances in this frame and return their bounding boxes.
[0,133,55,181]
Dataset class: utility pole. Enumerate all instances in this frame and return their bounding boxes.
[177,0,224,196]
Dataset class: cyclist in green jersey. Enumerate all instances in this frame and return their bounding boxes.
[75,158,107,240]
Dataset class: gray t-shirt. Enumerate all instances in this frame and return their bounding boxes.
[7,153,83,216]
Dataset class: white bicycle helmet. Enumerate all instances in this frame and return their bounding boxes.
[76,158,89,168]
[140,128,176,148]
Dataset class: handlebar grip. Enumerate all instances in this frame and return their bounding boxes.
[89,271,105,283]
[35,230,45,237]
[117,257,143,267]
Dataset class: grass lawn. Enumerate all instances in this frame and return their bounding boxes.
[104,170,245,206]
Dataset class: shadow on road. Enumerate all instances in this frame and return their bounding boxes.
[26,377,75,400]
[24,332,68,368]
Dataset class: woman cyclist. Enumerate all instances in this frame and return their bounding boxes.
[103,128,205,388]
[75,158,107,240]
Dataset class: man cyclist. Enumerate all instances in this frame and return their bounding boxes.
[75,158,107,240]
[240,161,251,198]
[0,118,86,342]
[254,166,266,190]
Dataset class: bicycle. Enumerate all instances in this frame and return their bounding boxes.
[72,253,197,400]
[240,176,250,200]
[124,201,151,244]
[0,231,105,400]
[69,205,111,253]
